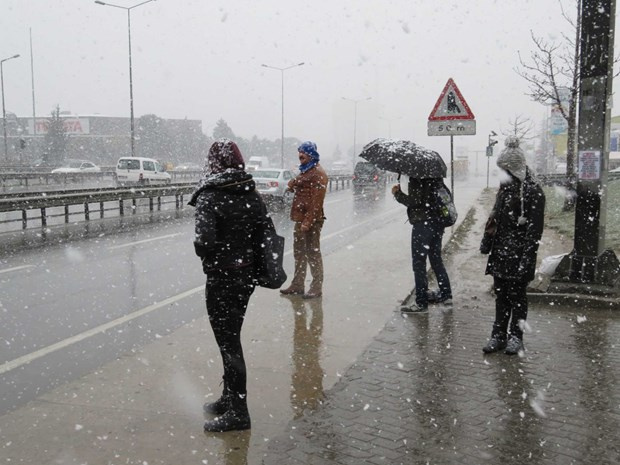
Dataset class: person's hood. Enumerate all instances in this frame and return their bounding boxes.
[497,146,527,181]
[188,170,255,206]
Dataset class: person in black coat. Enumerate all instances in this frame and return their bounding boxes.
[392,177,453,312]
[480,136,545,355]
[188,139,266,432]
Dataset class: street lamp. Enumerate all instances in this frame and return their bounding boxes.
[1,54,20,161]
[95,0,156,158]
[261,62,305,169]
[342,96,372,168]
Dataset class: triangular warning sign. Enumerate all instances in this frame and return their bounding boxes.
[428,78,475,121]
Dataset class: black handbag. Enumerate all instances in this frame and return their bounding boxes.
[253,215,287,289]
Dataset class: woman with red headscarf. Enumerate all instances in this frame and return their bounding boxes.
[188,139,266,432]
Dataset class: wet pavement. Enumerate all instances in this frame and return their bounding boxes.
[1,185,619,465]
[262,191,620,465]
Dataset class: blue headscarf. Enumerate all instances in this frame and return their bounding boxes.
[298,141,320,173]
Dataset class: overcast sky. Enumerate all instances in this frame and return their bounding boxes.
[2,0,619,161]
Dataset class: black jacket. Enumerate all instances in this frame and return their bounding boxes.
[481,171,545,282]
[394,178,442,224]
[188,170,266,274]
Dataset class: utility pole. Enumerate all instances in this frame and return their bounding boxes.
[564,0,618,284]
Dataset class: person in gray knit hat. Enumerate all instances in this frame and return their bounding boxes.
[480,136,545,355]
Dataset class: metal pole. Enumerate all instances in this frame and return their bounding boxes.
[280,69,284,169]
[1,63,6,161]
[353,101,357,165]
[95,1,156,158]
[260,62,305,169]
[1,54,20,162]
[127,9,135,158]
[486,155,490,188]
[30,29,37,136]
[450,134,454,196]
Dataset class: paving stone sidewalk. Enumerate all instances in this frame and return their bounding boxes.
[262,195,620,465]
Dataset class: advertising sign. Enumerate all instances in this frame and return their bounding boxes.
[578,150,601,180]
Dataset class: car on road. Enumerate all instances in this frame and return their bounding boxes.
[51,160,101,173]
[174,162,202,171]
[115,157,171,186]
[352,161,386,196]
[252,168,295,207]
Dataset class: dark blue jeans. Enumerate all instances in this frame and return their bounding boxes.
[411,221,452,307]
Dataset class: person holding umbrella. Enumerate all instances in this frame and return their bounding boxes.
[360,139,453,313]
[392,178,453,312]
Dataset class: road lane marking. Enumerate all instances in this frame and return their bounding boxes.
[0,286,203,375]
[0,206,401,375]
[109,233,184,250]
[0,265,35,275]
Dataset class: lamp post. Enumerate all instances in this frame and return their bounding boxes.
[1,54,20,161]
[95,0,156,158]
[342,96,371,168]
[261,62,305,169]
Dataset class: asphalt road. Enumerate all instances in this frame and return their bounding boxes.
[0,184,400,415]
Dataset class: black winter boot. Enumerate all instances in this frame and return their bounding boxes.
[203,394,230,416]
[482,334,507,354]
[204,395,251,433]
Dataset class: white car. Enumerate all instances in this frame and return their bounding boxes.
[116,157,171,186]
[175,162,202,171]
[51,160,101,173]
[252,168,295,206]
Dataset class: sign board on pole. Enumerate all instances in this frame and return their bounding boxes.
[428,78,476,136]
[578,150,601,180]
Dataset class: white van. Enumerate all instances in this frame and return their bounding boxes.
[246,156,270,172]
[115,157,171,186]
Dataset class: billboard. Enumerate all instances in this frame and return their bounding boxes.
[27,117,90,135]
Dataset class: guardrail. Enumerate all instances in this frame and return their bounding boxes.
[0,175,354,232]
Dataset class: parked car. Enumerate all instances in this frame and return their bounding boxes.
[352,161,386,195]
[51,160,101,173]
[175,162,202,171]
[115,157,171,186]
[252,168,295,207]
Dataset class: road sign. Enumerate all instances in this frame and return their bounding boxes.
[427,119,476,136]
[428,78,475,121]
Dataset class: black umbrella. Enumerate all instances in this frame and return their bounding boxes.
[359,138,447,178]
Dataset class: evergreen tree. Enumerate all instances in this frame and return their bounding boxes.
[42,106,67,165]
[213,119,235,140]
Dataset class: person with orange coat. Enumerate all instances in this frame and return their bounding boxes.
[280,141,328,299]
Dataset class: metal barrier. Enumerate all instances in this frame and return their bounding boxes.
[0,184,195,230]
[0,174,355,232]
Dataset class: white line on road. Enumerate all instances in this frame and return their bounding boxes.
[0,286,203,376]
[108,233,184,250]
[0,206,402,375]
[0,265,35,275]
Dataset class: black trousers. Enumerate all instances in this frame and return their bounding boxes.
[492,276,528,339]
[206,268,255,398]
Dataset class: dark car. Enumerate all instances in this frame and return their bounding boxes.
[352,161,386,195]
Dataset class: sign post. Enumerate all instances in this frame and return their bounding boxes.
[428,78,476,195]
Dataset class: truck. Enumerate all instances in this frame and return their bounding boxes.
[246,156,270,171]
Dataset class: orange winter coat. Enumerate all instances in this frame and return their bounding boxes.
[288,164,328,230]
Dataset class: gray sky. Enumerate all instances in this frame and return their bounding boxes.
[2,0,619,159]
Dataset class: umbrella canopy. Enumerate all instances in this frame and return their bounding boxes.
[359,138,447,178]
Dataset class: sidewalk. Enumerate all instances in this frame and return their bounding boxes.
[262,189,620,465]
